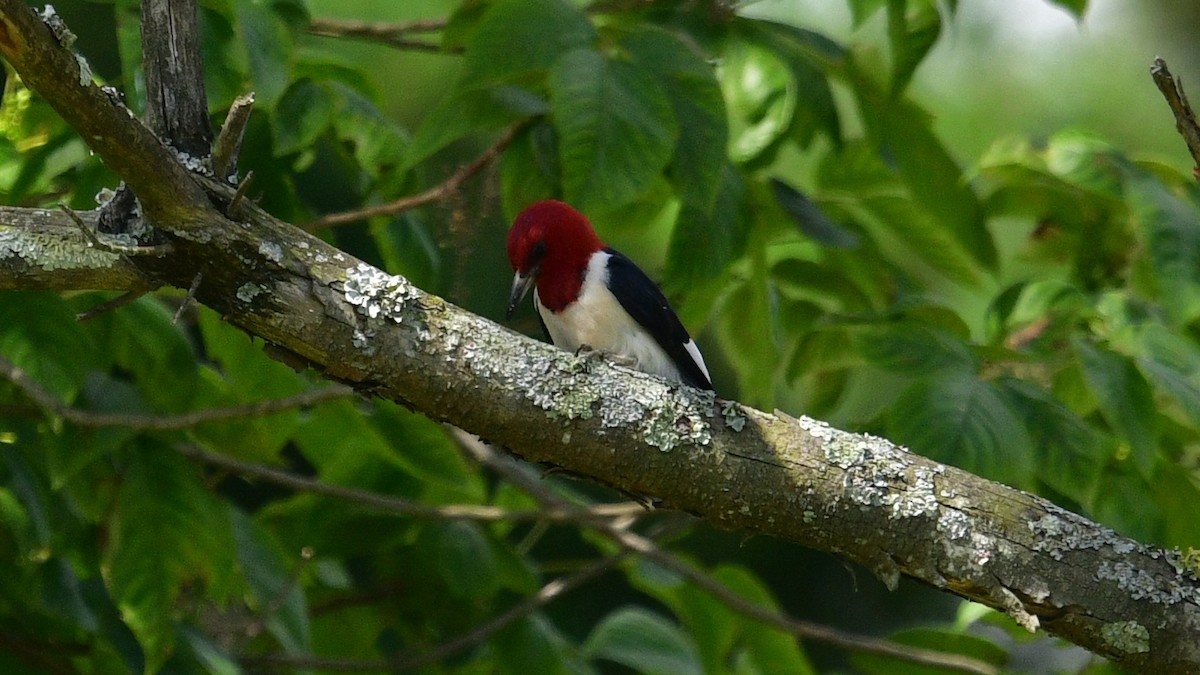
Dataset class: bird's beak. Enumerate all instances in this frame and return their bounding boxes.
[507,268,537,320]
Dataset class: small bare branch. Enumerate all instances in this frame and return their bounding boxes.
[176,442,647,524]
[59,204,173,256]
[0,354,355,430]
[172,272,202,325]
[212,93,256,179]
[75,290,151,321]
[305,122,528,230]
[307,17,454,53]
[1151,57,1200,180]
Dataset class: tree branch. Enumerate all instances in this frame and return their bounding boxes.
[1,5,1198,672]
[305,121,527,230]
[140,0,212,156]
[1151,57,1200,180]
[307,16,453,53]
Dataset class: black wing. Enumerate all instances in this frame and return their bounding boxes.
[604,249,712,390]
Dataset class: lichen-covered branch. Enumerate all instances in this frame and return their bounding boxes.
[0,206,153,291]
[0,3,1197,672]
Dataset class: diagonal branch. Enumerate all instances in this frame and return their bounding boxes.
[305,121,528,230]
[307,16,453,53]
[1151,57,1200,180]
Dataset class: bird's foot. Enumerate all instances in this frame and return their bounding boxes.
[574,344,638,370]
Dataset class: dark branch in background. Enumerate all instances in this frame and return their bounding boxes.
[1151,57,1200,180]
[452,432,999,675]
[140,0,212,156]
[305,121,528,230]
[176,442,647,524]
[0,353,354,430]
[307,16,453,53]
[242,549,630,673]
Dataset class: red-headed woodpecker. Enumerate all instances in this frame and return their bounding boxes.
[506,200,712,390]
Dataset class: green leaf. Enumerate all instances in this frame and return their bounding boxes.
[433,521,500,600]
[888,372,1035,485]
[849,0,888,25]
[719,37,796,164]
[772,258,873,313]
[1134,323,1200,430]
[852,85,994,270]
[107,446,234,672]
[460,0,597,88]
[493,615,577,675]
[770,177,860,248]
[82,295,199,412]
[550,48,679,212]
[0,292,98,402]
[272,80,335,156]
[666,163,747,288]
[230,508,310,654]
[403,86,546,171]
[500,121,562,217]
[717,276,778,406]
[855,324,976,374]
[1073,338,1158,479]
[329,84,411,180]
[1047,0,1088,16]
[818,141,982,284]
[887,0,942,95]
[584,607,703,675]
[368,401,484,502]
[234,0,294,107]
[1126,168,1200,324]
[620,27,728,213]
[711,566,814,674]
[997,378,1108,506]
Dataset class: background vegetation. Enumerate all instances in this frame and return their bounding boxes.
[2,0,1198,672]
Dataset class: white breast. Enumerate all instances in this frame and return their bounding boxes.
[534,251,703,384]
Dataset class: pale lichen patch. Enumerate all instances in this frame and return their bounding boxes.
[343,263,419,323]
[0,226,120,270]
[1029,506,1138,561]
[258,240,284,264]
[236,282,266,304]
[1100,620,1150,655]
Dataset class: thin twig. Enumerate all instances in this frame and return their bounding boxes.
[307,17,454,53]
[172,272,202,325]
[212,93,255,179]
[244,547,314,639]
[455,433,999,675]
[176,442,646,524]
[305,122,529,230]
[241,549,626,672]
[1151,57,1200,181]
[0,354,355,430]
[75,290,150,321]
[227,170,256,217]
[59,204,173,256]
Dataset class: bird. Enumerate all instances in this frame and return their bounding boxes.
[505,200,712,390]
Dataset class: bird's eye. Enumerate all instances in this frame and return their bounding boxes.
[528,239,547,268]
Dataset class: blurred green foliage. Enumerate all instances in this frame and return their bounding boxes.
[0,0,1194,672]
